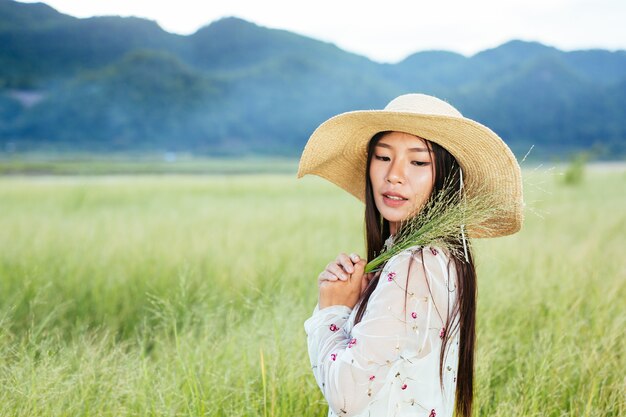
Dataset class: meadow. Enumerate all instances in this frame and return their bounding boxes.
[0,166,624,416]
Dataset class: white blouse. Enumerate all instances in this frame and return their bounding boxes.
[304,245,460,417]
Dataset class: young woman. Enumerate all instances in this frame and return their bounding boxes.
[298,94,523,417]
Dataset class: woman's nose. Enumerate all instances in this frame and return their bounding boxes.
[386,160,405,184]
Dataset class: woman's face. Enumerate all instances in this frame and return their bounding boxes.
[369,131,435,235]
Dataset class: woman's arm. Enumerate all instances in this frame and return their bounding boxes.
[304,247,454,417]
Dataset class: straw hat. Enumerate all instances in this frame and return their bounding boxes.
[297,93,524,238]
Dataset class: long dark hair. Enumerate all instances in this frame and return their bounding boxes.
[353,131,477,417]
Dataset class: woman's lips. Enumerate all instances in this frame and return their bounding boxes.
[382,193,408,208]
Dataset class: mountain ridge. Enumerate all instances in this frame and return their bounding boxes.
[1,0,625,158]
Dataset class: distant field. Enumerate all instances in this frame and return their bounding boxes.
[0,154,299,175]
[0,168,624,416]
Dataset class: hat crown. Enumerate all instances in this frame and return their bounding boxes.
[384,94,463,118]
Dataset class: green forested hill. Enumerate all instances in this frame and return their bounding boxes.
[1,0,625,158]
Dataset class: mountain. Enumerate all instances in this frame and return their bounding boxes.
[10,50,221,151]
[1,0,625,158]
[0,0,72,30]
[188,16,376,73]
[563,49,626,85]
[389,51,467,94]
[0,0,185,88]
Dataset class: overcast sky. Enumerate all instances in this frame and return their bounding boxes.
[18,0,626,63]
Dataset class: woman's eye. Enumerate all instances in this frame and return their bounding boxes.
[411,161,430,166]
[375,155,390,161]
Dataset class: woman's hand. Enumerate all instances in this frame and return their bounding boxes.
[318,253,368,309]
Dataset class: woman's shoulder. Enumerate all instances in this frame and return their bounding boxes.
[382,244,456,288]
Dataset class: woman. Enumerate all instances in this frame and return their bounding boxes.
[298,94,523,417]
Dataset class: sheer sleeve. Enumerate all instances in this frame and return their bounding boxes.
[304,246,455,417]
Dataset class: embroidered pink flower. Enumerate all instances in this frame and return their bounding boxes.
[401,383,407,390]
[329,323,339,332]
[348,338,357,348]
[439,327,446,339]
[387,271,396,281]
[369,375,375,381]
[330,353,337,361]
[429,409,436,417]
[411,311,417,319]
[430,247,438,256]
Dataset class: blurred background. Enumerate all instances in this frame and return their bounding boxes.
[0,1,624,416]
[1,0,625,166]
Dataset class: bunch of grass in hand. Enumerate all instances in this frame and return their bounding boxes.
[364,178,506,273]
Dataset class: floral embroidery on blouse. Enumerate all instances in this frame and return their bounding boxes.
[304,245,460,417]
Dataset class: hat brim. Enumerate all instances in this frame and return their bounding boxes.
[297,110,524,238]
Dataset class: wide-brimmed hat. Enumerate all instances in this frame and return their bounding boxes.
[297,93,524,238]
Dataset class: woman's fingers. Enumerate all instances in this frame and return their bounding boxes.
[348,253,361,263]
[336,253,355,274]
[352,259,366,278]
[327,261,349,281]
[318,253,364,282]
[318,270,338,283]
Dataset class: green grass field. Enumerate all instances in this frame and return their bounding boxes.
[0,167,624,416]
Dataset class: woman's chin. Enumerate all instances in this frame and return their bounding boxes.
[377,203,420,227]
